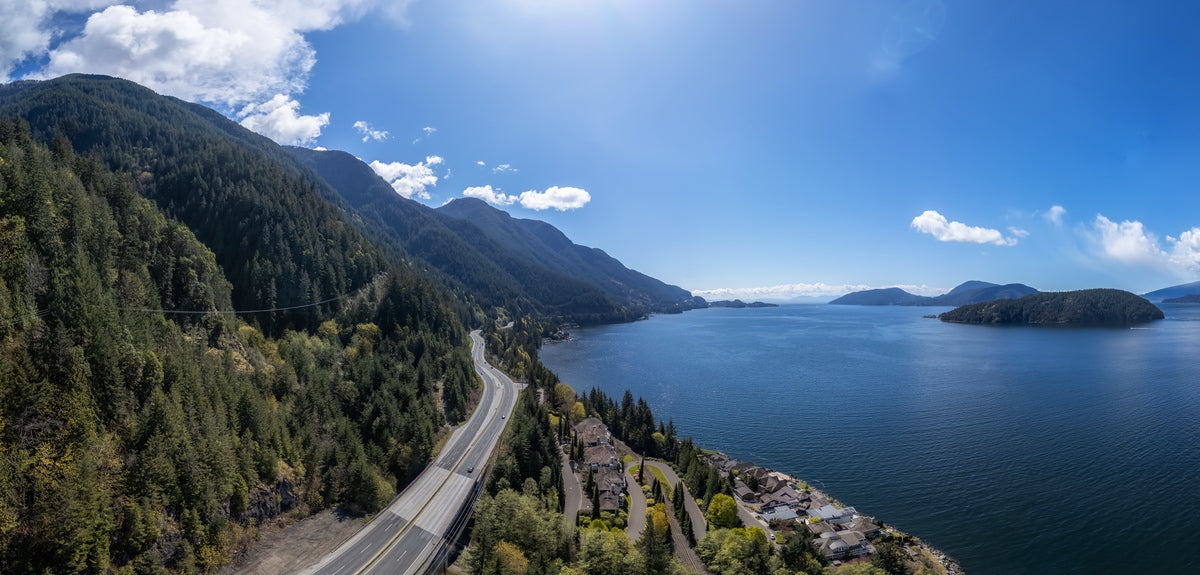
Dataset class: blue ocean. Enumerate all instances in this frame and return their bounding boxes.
[538,304,1200,575]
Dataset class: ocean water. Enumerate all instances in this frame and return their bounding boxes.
[538,304,1200,575]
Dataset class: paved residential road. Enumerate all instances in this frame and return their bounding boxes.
[561,453,580,528]
[299,330,520,575]
[643,461,708,574]
[624,467,647,541]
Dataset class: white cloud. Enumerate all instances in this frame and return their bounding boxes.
[353,120,388,142]
[238,94,329,145]
[693,282,947,302]
[369,155,443,199]
[1168,228,1200,272]
[463,185,517,206]
[1092,215,1167,266]
[911,210,1018,246]
[0,0,53,81]
[476,161,486,167]
[1045,205,1067,225]
[462,184,592,211]
[24,1,376,107]
[423,126,436,135]
[492,163,518,173]
[518,186,591,211]
[1008,227,1030,239]
[1089,215,1200,275]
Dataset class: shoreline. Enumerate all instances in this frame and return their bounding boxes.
[699,448,964,574]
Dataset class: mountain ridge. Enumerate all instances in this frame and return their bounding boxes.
[829,280,1038,306]
[286,147,702,323]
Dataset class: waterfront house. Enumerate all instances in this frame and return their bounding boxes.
[817,530,871,560]
[807,504,858,525]
[847,515,882,538]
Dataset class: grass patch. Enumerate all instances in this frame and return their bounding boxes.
[648,465,669,486]
[621,454,636,464]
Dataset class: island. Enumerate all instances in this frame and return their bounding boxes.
[707,299,779,308]
[1164,294,1200,304]
[938,288,1164,325]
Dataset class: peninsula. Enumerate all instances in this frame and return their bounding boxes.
[938,289,1164,326]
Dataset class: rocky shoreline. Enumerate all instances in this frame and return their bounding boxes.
[701,450,964,574]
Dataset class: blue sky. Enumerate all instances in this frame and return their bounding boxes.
[5,1,1200,299]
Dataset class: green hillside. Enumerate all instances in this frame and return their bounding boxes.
[0,83,477,572]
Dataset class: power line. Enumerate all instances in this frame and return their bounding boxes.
[117,292,353,316]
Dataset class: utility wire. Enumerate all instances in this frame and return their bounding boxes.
[117,292,352,316]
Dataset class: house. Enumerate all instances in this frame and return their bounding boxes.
[731,461,757,476]
[719,458,741,474]
[761,506,799,523]
[760,485,808,509]
[807,504,857,525]
[598,491,622,513]
[817,530,872,560]
[846,515,882,538]
[584,444,620,472]
[575,418,611,448]
[734,482,757,503]
[759,474,785,494]
[705,452,730,470]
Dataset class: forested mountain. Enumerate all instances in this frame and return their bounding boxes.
[0,79,479,573]
[437,197,698,312]
[830,280,1038,306]
[938,289,1164,325]
[0,74,389,334]
[286,147,703,323]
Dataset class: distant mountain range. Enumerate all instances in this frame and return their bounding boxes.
[1142,281,1200,303]
[829,280,1039,306]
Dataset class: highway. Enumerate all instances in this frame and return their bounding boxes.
[300,330,520,575]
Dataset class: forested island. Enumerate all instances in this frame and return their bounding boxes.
[707,299,779,308]
[938,289,1164,326]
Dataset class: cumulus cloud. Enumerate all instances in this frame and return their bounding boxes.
[1088,214,1200,275]
[369,155,443,200]
[238,94,329,145]
[0,0,54,81]
[1045,205,1067,225]
[476,161,486,167]
[353,120,388,142]
[1091,215,1167,266]
[462,184,592,211]
[1168,228,1200,271]
[518,186,591,211]
[463,185,517,206]
[911,210,1018,246]
[693,282,947,302]
[18,0,377,109]
[492,163,518,173]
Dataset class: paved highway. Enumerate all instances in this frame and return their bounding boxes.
[300,330,520,575]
